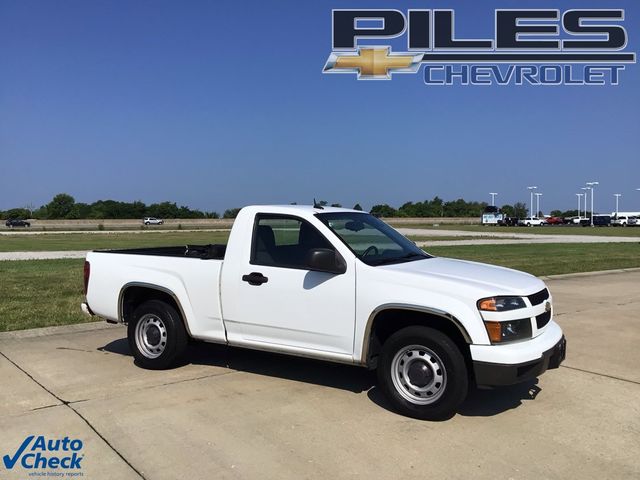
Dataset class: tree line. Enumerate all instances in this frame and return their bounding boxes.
[371,197,493,218]
[0,194,224,220]
[0,193,583,220]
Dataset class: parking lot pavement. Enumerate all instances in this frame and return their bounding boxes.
[1,273,639,479]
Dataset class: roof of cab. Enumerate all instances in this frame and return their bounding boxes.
[240,204,364,215]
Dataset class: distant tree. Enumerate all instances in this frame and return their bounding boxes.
[205,211,220,219]
[353,203,363,211]
[560,209,579,218]
[513,202,528,218]
[223,208,241,219]
[318,200,328,206]
[32,206,48,219]
[370,204,397,217]
[3,208,31,219]
[67,203,91,219]
[501,204,515,217]
[24,203,35,217]
[45,193,76,219]
[550,210,562,217]
[331,203,342,208]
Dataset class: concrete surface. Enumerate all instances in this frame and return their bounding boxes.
[1,272,639,479]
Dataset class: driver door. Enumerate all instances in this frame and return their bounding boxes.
[221,214,356,356]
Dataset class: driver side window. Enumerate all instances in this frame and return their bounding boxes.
[251,215,334,269]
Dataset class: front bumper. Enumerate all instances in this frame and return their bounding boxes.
[473,335,566,386]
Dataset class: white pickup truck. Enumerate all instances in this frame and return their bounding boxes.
[82,205,565,420]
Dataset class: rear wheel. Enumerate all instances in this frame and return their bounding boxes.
[128,299,188,369]
[377,326,468,420]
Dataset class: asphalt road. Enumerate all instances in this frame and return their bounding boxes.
[1,271,639,479]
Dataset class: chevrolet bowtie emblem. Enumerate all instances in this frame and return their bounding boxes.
[323,47,422,80]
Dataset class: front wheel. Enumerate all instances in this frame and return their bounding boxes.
[377,326,468,420]
[128,299,188,369]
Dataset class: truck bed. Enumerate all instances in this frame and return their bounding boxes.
[98,244,226,260]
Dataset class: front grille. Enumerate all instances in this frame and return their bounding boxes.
[536,311,551,329]
[528,288,550,306]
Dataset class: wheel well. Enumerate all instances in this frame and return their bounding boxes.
[120,286,183,325]
[365,309,472,370]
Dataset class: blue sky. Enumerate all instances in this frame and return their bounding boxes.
[1,0,638,214]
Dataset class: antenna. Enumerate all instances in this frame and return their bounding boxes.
[313,198,324,209]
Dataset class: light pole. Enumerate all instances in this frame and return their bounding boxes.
[527,186,537,217]
[489,192,498,206]
[581,187,589,219]
[586,181,599,226]
[534,192,543,217]
[576,193,584,218]
[613,194,622,218]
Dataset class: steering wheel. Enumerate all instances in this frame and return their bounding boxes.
[361,245,379,257]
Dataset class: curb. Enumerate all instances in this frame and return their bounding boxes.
[0,321,121,340]
[540,267,640,281]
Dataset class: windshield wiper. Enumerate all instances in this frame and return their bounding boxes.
[370,252,429,266]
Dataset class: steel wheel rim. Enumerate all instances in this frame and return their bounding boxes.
[391,345,447,405]
[135,314,167,358]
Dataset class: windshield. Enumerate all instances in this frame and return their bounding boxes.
[316,212,431,266]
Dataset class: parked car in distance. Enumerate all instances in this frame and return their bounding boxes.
[580,215,611,227]
[143,217,164,225]
[545,216,565,225]
[518,217,546,227]
[612,216,638,227]
[5,219,31,228]
[569,216,588,224]
[497,216,519,227]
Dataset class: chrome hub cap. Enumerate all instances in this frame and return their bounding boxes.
[391,345,447,405]
[135,314,167,358]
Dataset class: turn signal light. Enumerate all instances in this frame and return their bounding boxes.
[484,321,502,342]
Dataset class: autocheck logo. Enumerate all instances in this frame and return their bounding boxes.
[322,8,637,85]
[3,435,84,472]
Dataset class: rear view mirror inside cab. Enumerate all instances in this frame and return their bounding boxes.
[345,220,365,232]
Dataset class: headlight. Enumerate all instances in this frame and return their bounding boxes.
[484,319,532,343]
[477,296,526,312]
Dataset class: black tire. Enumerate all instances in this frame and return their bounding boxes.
[377,326,468,421]
[127,299,188,370]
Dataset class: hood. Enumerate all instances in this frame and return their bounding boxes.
[379,257,544,297]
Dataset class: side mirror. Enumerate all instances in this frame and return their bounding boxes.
[306,248,346,274]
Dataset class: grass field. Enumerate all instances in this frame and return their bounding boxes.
[393,224,640,236]
[0,259,86,332]
[0,231,497,252]
[427,242,640,276]
[2,242,639,331]
[0,231,231,252]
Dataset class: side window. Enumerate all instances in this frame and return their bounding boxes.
[251,215,334,269]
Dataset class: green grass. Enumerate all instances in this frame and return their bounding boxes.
[0,231,231,252]
[427,242,640,276]
[2,242,639,331]
[0,259,87,332]
[393,224,640,236]
[407,235,511,242]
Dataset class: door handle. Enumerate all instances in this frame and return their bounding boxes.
[242,272,269,286]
